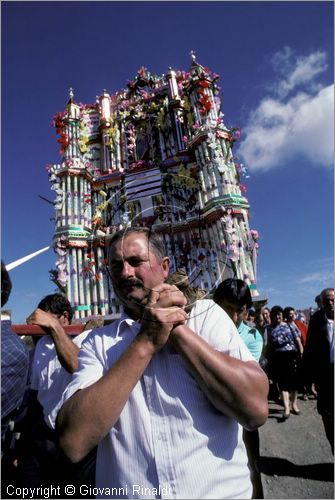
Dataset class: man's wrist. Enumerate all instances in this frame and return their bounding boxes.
[134,332,159,356]
[169,324,189,348]
[48,320,66,337]
[171,323,187,336]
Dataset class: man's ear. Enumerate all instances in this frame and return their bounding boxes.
[161,257,170,278]
[62,311,70,325]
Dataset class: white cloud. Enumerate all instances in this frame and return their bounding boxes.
[237,48,334,172]
[271,47,328,98]
[297,269,334,285]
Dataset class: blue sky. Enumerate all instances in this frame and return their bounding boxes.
[2,1,334,323]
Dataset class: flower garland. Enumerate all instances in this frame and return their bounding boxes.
[249,229,260,253]
[196,81,213,115]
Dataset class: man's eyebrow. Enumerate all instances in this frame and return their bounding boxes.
[110,255,122,261]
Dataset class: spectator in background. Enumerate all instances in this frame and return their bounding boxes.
[213,278,264,499]
[213,279,263,362]
[295,310,307,324]
[283,307,303,340]
[283,306,312,401]
[246,307,256,328]
[1,261,29,498]
[267,306,304,419]
[26,293,93,427]
[286,307,316,400]
[303,288,334,453]
[1,261,29,448]
[307,295,323,323]
[18,294,95,496]
[261,306,271,328]
[256,306,272,376]
[255,306,271,340]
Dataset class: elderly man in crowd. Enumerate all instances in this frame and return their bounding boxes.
[303,288,334,454]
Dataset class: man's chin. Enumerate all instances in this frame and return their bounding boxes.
[119,290,149,308]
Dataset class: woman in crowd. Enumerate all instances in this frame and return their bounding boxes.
[256,306,271,374]
[267,306,304,419]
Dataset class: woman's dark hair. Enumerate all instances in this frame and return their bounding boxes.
[108,227,166,261]
[213,278,252,309]
[1,261,12,307]
[37,293,73,322]
[283,306,295,321]
[270,305,283,321]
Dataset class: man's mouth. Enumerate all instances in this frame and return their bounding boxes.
[122,281,144,291]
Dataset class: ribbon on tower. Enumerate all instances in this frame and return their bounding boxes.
[6,246,51,271]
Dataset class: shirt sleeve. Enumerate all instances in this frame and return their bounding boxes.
[30,338,46,391]
[189,300,255,362]
[43,330,94,429]
[49,333,106,428]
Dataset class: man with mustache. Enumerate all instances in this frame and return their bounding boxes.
[56,227,268,499]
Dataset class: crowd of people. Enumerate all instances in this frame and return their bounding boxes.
[1,228,333,499]
[255,293,334,442]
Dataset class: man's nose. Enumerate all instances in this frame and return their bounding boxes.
[120,261,134,277]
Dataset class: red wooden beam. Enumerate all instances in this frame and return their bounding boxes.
[11,324,86,336]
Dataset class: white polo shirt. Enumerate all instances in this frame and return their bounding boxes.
[59,300,255,499]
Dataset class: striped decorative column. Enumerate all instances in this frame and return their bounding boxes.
[66,176,72,225]
[71,247,80,319]
[97,246,106,315]
[77,248,85,318]
[73,175,79,225]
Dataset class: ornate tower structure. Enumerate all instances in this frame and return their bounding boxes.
[48,55,260,319]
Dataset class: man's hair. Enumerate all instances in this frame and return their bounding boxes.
[213,278,252,309]
[1,261,12,307]
[84,317,104,330]
[37,293,73,323]
[283,306,295,321]
[108,227,166,261]
[321,288,334,299]
[166,268,204,312]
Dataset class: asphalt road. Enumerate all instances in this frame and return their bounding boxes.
[259,394,334,499]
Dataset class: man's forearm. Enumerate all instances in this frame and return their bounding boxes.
[170,325,269,430]
[27,308,80,373]
[50,323,80,373]
[57,335,156,463]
